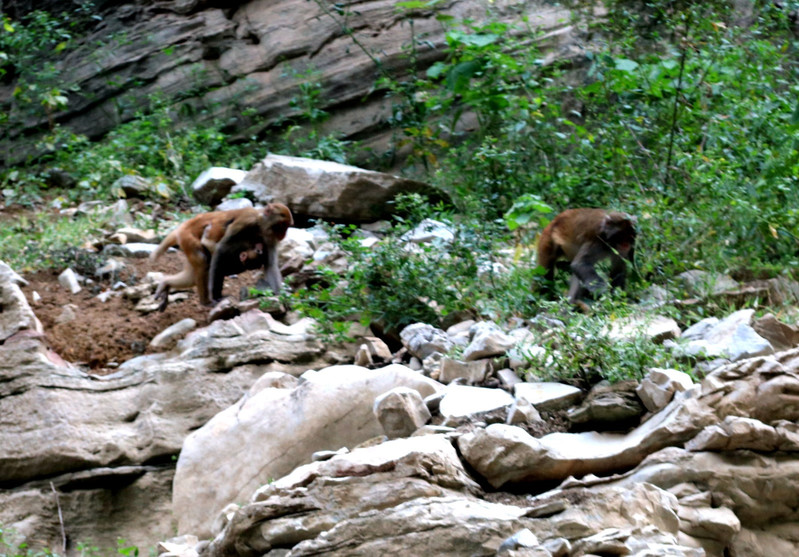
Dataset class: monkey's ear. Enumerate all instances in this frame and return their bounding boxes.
[600,214,616,236]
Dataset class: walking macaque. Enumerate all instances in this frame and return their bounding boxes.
[150,203,292,311]
[208,202,293,303]
[537,208,637,308]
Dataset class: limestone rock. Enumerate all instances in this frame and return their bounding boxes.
[459,388,711,488]
[104,242,161,258]
[636,368,694,413]
[401,218,455,245]
[514,382,582,411]
[172,363,443,538]
[400,322,454,360]
[677,309,774,361]
[191,167,247,206]
[214,197,253,211]
[752,313,799,351]
[116,227,157,244]
[58,268,82,294]
[0,269,43,341]
[606,314,681,344]
[373,386,432,439]
[150,318,198,349]
[438,385,515,418]
[233,154,434,222]
[278,227,317,261]
[112,175,151,198]
[506,398,542,425]
[568,380,645,425]
[438,357,490,384]
[678,270,739,296]
[0,261,28,287]
[463,322,516,361]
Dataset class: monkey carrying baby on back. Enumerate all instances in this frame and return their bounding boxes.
[536,208,637,310]
[150,202,294,311]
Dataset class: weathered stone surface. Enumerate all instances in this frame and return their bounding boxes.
[514,382,582,411]
[506,397,542,425]
[458,388,711,488]
[104,242,161,258]
[753,313,799,351]
[677,309,774,361]
[4,0,581,169]
[684,416,795,452]
[173,363,443,538]
[112,175,151,198]
[463,321,516,361]
[400,322,454,360]
[149,318,198,349]
[0,467,175,556]
[678,504,741,543]
[401,218,455,245]
[0,308,331,490]
[205,462,694,557]
[191,167,247,206]
[617,446,799,538]
[438,385,515,418]
[0,266,43,341]
[678,270,739,296]
[439,357,491,384]
[606,314,681,344]
[171,312,326,372]
[58,268,82,294]
[232,154,433,222]
[568,380,645,425]
[204,435,481,555]
[636,368,694,413]
[374,386,432,439]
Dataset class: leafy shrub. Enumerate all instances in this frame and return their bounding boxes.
[521,301,688,386]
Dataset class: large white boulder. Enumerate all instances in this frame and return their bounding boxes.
[172,363,443,538]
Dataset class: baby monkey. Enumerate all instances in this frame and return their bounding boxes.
[200,222,263,266]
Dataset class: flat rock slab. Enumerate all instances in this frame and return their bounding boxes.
[438,385,515,418]
[514,382,582,411]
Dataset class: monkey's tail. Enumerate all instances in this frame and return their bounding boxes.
[151,229,178,261]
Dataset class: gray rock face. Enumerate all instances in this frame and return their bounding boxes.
[400,322,454,360]
[676,309,774,361]
[201,434,694,557]
[458,387,711,488]
[0,300,333,552]
[3,1,580,167]
[172,364,443,538]
[374,386,432,439]
[232,154,433,222]
[190,167,247,206]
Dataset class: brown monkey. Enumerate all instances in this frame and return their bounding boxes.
[208,202,293,303]
[537,208,636,307]
[150,207,283,311]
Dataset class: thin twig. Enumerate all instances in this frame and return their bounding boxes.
[51,482,67,555]
[665,14,691,184]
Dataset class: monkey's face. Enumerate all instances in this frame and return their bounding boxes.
[265,203,294,240]
[601,213,637,256]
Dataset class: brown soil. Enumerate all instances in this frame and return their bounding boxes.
[22,251,257,374]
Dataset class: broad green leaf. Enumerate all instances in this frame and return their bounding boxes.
[614,58,639,72]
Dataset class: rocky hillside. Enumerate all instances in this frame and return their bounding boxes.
[3,155,799,556]
[2,0,580,166]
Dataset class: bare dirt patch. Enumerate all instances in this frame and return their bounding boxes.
[22,251,257,373]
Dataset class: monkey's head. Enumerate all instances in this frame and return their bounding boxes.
[600,212,637,256]
[263,202,294,240]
